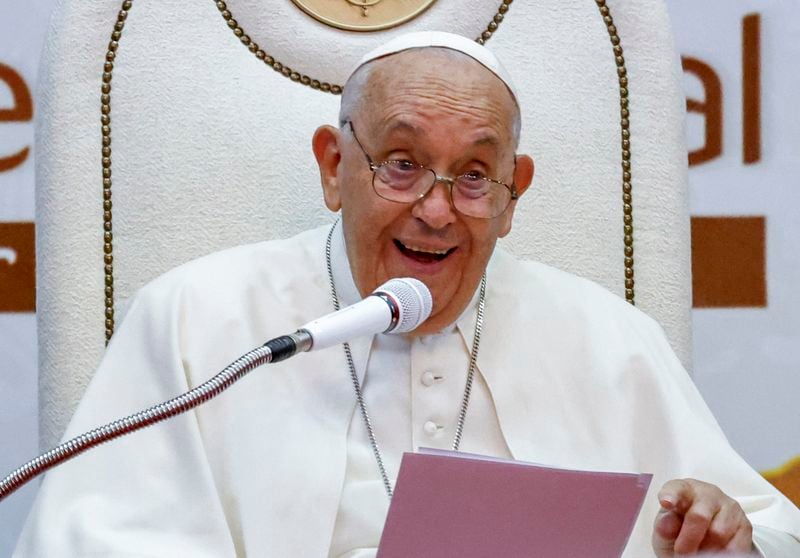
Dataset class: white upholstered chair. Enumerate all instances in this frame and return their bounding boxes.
[34,0,690,449]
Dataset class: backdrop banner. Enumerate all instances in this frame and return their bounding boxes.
[0,1,55,554]
[666,1,800,496]
[1,0,798,554]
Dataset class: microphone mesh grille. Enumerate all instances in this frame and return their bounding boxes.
[377,278,433,333]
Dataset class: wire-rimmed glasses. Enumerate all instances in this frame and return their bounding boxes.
[347,121,518,219]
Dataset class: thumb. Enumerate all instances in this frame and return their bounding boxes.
[652,508,683,557]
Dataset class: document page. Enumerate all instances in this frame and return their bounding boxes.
[377,449,652,558]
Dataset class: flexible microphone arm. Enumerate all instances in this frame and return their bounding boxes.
[0,331,311,502]
[0,276,431,502]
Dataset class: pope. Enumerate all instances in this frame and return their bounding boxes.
[13,31,800,557]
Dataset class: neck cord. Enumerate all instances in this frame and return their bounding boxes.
[324,221,486,499]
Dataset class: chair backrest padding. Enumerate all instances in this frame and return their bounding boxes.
[36,0,691,449]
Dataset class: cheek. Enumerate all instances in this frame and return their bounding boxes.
[498,209,514,238]
[467,221,501,259]
[340,195,406,290]
[456,224,500,287]
[343,195,399,248]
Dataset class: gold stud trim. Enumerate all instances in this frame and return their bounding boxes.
[214,0,514,94]
[596,0,635,305]
[101,0,132,343]
[101,0,634,343]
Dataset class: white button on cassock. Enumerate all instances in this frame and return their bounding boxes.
[421,371,436,386]
[423,421,440,435]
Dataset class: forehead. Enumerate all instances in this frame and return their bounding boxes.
[359,49,517,144]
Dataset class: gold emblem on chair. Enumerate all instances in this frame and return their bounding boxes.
[99,0,637,342]
[290,0,437,32]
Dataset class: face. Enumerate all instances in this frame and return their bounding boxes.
[313,50,534,335]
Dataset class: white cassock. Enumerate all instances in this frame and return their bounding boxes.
[14,222,800,557]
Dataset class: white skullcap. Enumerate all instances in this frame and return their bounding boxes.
[352,31,518,103]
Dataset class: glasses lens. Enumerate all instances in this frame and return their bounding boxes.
[452,177,512,218]
[373,162,434,201]
[371,160,513,219]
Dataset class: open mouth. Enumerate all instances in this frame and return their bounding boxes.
[394,239,457,264]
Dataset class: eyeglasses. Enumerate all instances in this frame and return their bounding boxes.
[346,121,518,219]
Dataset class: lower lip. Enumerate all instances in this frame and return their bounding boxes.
[393,241,455,274]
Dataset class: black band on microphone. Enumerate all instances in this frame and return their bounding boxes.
[373,291,400,332]
[264,335,297,363]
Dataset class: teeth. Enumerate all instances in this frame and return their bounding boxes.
[403,243,451,255]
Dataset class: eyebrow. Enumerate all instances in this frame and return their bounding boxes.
[380,120,423,138]
[474,135,500,148]
[380,119,501,150]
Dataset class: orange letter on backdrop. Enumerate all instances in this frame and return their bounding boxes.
[742,13,761,165]
[0,62,33,173]
[683,56,723,166]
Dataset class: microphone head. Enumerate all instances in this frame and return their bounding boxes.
[374,277,433,333]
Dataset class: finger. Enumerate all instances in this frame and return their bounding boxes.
[652,509,683,557]
[658,479,695,514]
[724,516,755,553]
[698,502,741,550]
[672,498,720,555]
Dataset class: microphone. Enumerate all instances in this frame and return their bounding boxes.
[0,277,432,501]
[265,277,433,362]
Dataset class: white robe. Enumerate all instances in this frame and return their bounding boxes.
[326,222,512,557]
[14,225,800,557]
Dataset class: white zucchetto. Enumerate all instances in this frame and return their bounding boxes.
[351,30,518,103]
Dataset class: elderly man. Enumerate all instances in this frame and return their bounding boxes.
[14,32,800,557]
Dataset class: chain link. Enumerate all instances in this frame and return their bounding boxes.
[325,221,485,499]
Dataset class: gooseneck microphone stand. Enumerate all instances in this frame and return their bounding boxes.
[0,332,310,502]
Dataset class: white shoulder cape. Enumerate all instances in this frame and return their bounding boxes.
[15,225,800,556]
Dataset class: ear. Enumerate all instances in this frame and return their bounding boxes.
[498,154,535,238]
[312,125,343,212]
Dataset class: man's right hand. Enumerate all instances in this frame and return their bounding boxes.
[651,478,757,556]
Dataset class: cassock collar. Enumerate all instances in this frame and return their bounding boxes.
[328,218,511,456]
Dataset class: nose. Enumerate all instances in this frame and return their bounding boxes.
[410,178,458,229]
